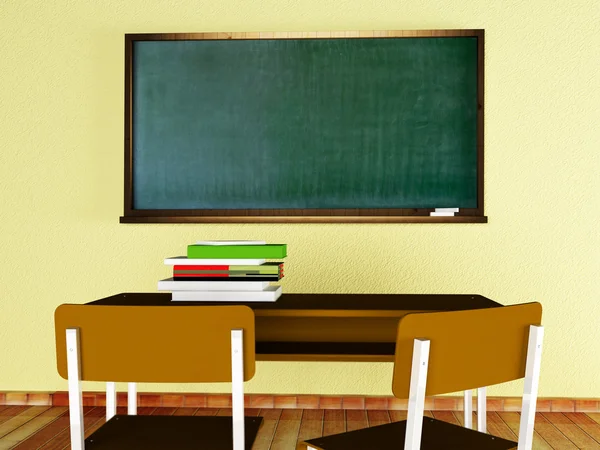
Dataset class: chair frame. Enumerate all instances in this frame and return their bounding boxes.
[402,324,544,450]
[462,387,487,431]
[305,324,544,450]
[65,327,247,450]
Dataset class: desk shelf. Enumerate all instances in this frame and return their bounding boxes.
[256,341,396,362]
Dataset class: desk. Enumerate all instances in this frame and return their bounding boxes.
[87,293,503,362]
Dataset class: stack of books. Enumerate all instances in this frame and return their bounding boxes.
[158,240,286,302]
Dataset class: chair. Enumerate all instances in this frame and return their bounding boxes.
[302,302,544,450]
[54,304,262,450]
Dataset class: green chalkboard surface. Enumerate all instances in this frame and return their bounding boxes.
[127,33,483,220]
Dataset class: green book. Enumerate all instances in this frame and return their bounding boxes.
[187,244,287,259]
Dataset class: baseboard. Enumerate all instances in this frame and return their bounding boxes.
[1,392,598,412]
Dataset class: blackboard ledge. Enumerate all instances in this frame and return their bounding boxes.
[120,216,488,224]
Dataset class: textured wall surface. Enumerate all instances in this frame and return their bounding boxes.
[0,0,598,397]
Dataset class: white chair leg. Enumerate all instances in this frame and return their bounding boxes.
[404,339,430,450]
[464,390,473,428]
[518,325,544,450]
[477,386,487,433]
[127,382,137,415]
[66,329,85,450]
[231,329,245,450]
[106,382,116,420]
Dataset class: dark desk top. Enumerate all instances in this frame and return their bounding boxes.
[88,292,503,311]
[85,293,504,361]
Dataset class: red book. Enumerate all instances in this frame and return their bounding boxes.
[173,265,230,270]
[174,273,229,277]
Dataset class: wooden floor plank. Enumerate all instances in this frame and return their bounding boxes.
[251,409,281,450]
[0,406,50,439]
[453,409,480,429]
[0,407,34,428]
[193,407,219,416]
[533,413,581,449]
[346,410,368,432]
[37,406,106,450]
[4,405,600,449]
[541,413,600,449]
[322,410,345,437]
[389,410,407,422]
[11,407,99,450]
[488,411,520,442]
[0,406,67,449]
[9,408,72,450]
[563,413,600,444]
[260,408,282,420]
[0,408,13,418]
[150,406,177,416]
[366,410,390,427]
[213,408,261,417]
[270,409,302,450]
[432,411,461,427]
[136,407,157,415]
[252,420,277,450]
[213,408,260,417]
[173,407,198,416]
[498,412,554,450]
[297,409,323,445]
[587,413,600,426]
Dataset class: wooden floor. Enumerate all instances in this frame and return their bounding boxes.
[1,405,599,449]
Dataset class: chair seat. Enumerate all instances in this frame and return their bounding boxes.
[303,417,517,450]
[84,415,263,450]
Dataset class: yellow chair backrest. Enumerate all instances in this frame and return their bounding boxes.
[392,302,542,398]
[55,304,256,383]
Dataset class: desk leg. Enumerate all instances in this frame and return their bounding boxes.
[128,382,137,415]
[106,382,116,420]
[463,390,473,428]
[477,387,487,433]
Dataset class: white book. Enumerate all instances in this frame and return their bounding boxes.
[158,278,270,291]
[195,240,266,245]
[164,256,266,266]
[171,285,282,302]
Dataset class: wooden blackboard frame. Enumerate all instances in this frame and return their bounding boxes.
[121,30,486,224]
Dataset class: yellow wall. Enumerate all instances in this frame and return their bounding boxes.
[1,0,598,398]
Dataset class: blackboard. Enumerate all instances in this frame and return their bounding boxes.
[123,31,484,223]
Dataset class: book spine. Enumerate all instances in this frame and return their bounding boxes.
[172,275,282,281]
[158,280,270,291]
[174,265,231,270]
[165,258,266,266]
[171,286,281,302]
[195,240,266,245]
[186,244,287,259]
[174,273,230,278]
[173,263,283,271]
[173,269,280,275]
